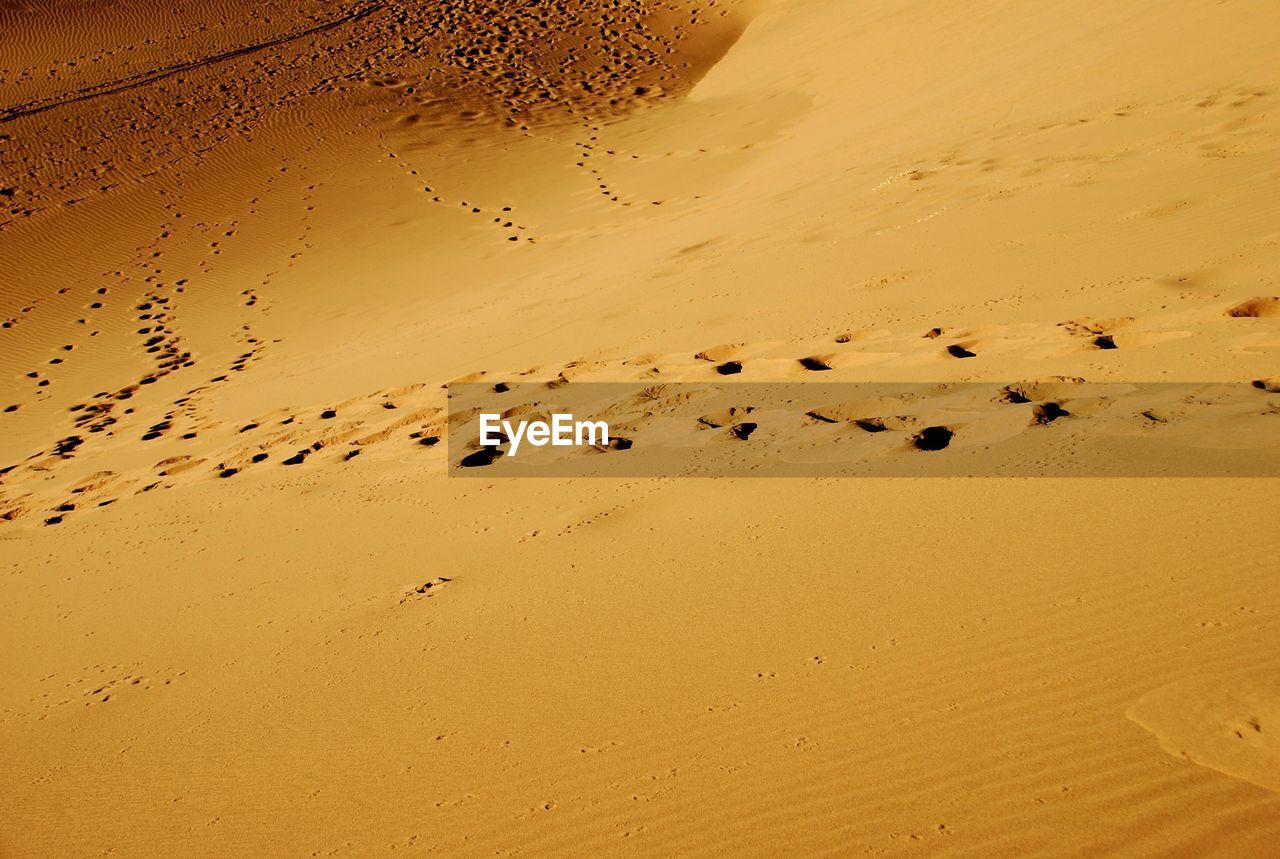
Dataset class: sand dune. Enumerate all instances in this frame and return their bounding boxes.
[3,0,1280,855]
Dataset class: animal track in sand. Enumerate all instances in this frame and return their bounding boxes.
[390,156,537,243]
[30,666,187,713]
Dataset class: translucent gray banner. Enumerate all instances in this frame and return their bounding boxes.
[446,381,1280,477]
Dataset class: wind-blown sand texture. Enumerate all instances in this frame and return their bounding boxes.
[3,0,1280,854]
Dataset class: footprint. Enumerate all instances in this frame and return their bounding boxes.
[401,577,452,603]
[698,407,755,428]
[1225,297,1280,318]
[1031,402,1070,426]
[460,448,503,468]
[912,426,954,451]
[999,385,1032,404]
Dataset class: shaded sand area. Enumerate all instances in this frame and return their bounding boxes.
[3,0,1280,854]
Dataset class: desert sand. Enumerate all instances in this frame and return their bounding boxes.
[3,0,1280,854]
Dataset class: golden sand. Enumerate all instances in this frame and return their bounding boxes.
[2,0,1279,854]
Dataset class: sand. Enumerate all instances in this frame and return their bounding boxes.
[2,0,1280,854]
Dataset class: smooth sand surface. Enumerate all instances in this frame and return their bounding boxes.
[3,0,1280,854]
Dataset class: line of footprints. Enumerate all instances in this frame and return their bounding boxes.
[2,295,1276,527]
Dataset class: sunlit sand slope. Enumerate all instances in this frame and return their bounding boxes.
[2,0,1279,855]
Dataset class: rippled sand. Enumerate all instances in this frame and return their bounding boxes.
[3,1,1280,854]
